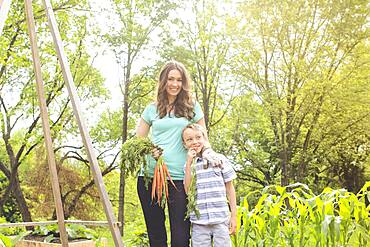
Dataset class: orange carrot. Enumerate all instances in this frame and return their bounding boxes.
[150,157,178,207]
[151,165,158,201]
[162,163,178,191]
[158,164,165,204]
[157,167,162,204]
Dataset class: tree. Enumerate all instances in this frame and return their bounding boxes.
[99,0,176,233]
[310,42,370,192]
[233,0,369,187]
[225,94,281,190]
[0,0,108,223]
[159,0,239,133]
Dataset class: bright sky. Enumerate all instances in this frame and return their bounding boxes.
[87,0,162,113]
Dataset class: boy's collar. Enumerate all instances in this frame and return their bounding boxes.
[195,154,203,161]
[195,156,209,169]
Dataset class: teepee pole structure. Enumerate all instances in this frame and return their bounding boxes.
[0,0,11,35]
[24,0,68,246]
[41,0,123,246]
[0,1,123,246]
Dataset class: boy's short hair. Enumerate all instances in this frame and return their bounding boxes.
[182,123,206,141]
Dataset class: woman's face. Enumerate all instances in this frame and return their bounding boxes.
[166,69,182,102]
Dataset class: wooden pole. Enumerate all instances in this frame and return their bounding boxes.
[23,0,68,246]
[0,0,11,35]
[41,0,123,246]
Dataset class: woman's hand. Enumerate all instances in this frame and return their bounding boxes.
[151,145,163,160]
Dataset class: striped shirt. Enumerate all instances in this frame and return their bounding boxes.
[188,155,237,225]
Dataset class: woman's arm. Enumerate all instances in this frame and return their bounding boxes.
[196,117,222,167]
[137,118,163,158]
[196,117,209,141]
[136,118,150,137]
[196,117,212,150]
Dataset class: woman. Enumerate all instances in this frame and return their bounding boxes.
[136,61,206,246]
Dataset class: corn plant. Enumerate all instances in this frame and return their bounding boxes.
[232,182,370,247]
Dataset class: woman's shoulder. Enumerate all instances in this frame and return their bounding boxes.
[142,102,157,116]
[145,102,157,109]
[191,100,203,116]
[189,98,200,107]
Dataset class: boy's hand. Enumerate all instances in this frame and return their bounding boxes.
[187,148,197,160]
[229,215,237,235]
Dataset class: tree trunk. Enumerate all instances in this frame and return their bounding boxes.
[280,131,289,187]
[118,54,131,234]
[118,168,125,235]
[11,172,33,230]
[118,99,129,235]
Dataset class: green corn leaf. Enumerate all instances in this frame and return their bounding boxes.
[243,196,249,211]
[338,200,351,220]
[276,185,286,195]
[0,234,11,247]
[354,223,370,241]
[334,216,341,242]
[322,215,333,238]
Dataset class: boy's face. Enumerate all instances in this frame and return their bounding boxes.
[183,128,205,154]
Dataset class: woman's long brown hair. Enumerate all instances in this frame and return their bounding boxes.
[156,61,195,120]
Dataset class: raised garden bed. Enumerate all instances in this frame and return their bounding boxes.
[15,239,96,246]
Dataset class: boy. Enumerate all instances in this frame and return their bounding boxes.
[182,123,237,247]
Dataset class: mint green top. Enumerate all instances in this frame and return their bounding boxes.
[139,101,204,180]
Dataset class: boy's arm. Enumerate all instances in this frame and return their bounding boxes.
[184,157,193,194]
[225,181,237,235]
[184,148,197,194]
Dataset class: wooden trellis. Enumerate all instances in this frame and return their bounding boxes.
[0,0,124,246]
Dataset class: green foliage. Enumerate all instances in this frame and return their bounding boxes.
[125,230,149,247]
[32,225,58,237]
[0,0,109,224]
[121,136,156,177]
[232,182,370,246]
[0,217,21,236]
[102,0,177,54]
[226,0,370,190]
[97,175,149,246]
[31,224,98,242]
[186,159,200,219]
[159,0,237,130]
[1,1,369,245]
[66,224,98,240]
[0,231,30,247]
[0,175,21,223]
[122,176,150,244]
[0,233,11,247]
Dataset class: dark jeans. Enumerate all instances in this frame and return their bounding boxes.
[137,176,190,247]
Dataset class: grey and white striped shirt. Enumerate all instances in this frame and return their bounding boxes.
[188,155,237,225]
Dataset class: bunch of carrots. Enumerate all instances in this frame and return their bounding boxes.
[151,156,177,208]
[185,158,200,219]
[121,136,177,208]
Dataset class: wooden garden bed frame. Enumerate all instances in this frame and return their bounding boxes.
[0,0,123,246]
